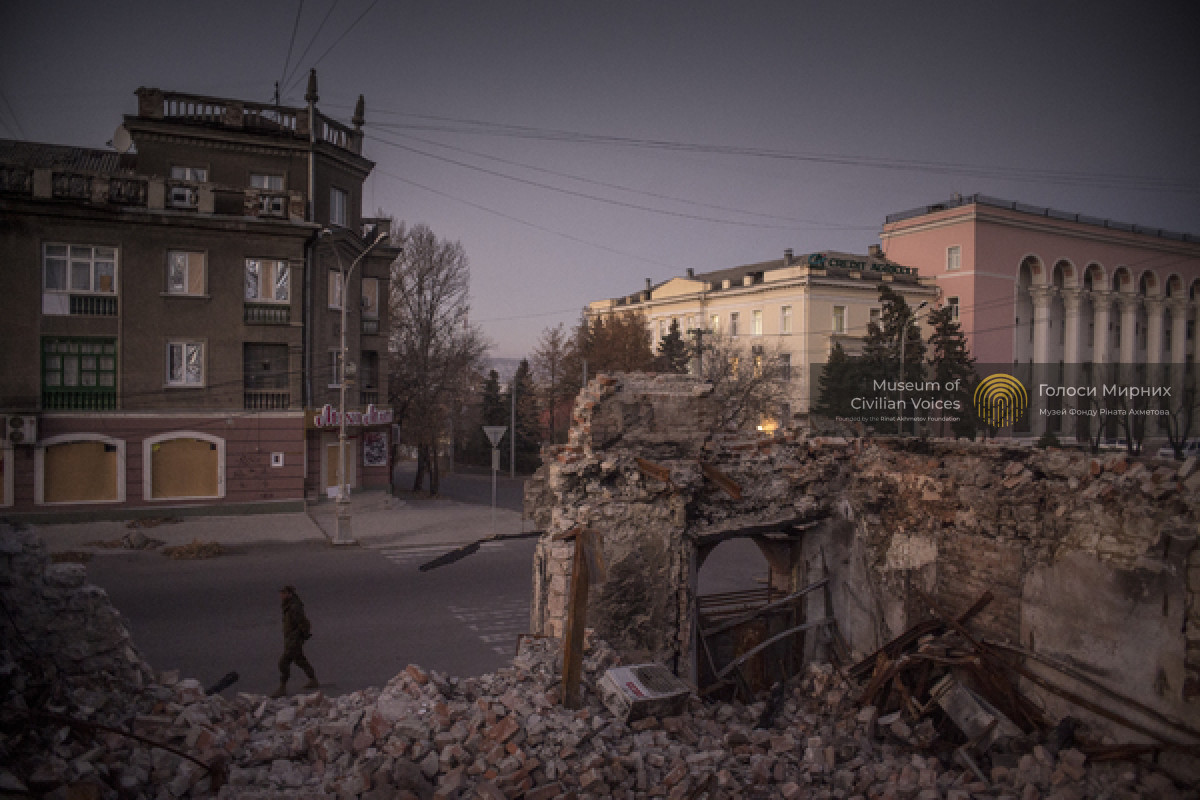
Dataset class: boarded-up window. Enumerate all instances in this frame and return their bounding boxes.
[44,441,119,503]
[151,437,219,498]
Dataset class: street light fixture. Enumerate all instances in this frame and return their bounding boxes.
[898,300,929,436]
[323,227,388,545]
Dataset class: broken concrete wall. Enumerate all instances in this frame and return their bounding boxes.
[527,373,1200,738]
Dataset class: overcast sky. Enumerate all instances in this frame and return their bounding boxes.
[3,1,1197,357]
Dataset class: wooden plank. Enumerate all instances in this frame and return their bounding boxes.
[715,618,832,680]
[561,533,590,709]
[635,457,672,483]
[700,579,828,639]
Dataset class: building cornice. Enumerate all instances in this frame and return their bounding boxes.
[0,197,320,237]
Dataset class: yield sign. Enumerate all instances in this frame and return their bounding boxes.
[483,425,508,448]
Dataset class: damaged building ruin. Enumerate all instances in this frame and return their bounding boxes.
[526,374,1200,751]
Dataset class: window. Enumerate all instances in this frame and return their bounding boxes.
[167,341,204,387]
[832,306,846,334]
[870,308,881,329]
[780,353,791,381]
[752,310,763,336]
[37,434,125,505]
[781,305,792,334]
[250,173,284,190]
[658,319,668,338]
[947,245,962,271]
[328,270,344,309]
[144,432,224,500]
[167,251,205,295]
[710,314,720,334]
[730,311,740,336]
[361,277,379,318]
[42,338,117,409]
[330,187,348,227]
[171,166,208,182]
[687,315,696,332]
[361,351,379,389]
[329,349,343,388]
[44,244,116,293]
[245,259,290,303]
[947,296,960,320]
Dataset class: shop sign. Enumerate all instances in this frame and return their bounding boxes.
[806,252,917,276]
[310,404,393,429]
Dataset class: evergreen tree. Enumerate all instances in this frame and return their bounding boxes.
[925,305,977,438]
[464,370,505,467]
[655,318,690,373]
[813,342,865,422]
[503,359,541,472]
[861,286,926,433]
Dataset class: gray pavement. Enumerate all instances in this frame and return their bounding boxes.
[34,489,530,554]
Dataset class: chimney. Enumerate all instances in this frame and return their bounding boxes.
[686,268,695,278]
[868,244,883,258]
[645,278,652,291]
[784,248,794,266]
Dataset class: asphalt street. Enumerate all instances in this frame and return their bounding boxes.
[85,535,539,697]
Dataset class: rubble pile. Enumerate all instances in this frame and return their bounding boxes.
[2,526,1197,799]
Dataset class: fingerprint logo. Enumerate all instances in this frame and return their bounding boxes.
[973,374,1028,428]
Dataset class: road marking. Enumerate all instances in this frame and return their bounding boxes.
[449,600,530,655]
[365,541,504,567]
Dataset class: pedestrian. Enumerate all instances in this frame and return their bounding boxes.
[271,585,319,698]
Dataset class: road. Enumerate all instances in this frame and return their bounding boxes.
[86,536,538,697]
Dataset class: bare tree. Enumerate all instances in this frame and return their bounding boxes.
[530,323,576,445]
[698,335,791,432]
[387,222,488,495]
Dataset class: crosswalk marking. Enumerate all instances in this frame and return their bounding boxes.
[449,601,530,655]
[365,541,504,567]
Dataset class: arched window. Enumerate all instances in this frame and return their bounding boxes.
[143,431,225,500]
[36,434,125,504]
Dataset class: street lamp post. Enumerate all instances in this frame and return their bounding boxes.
[898,300,929,436]
[325,228,388,545]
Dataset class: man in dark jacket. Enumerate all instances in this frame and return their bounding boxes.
[271,585,318,698]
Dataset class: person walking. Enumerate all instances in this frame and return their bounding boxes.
[271,585,319,698]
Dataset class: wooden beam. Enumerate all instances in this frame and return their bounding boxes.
[715,618,833,680]
[560,530,590,709]
[700,579,828,639]
[636,457,672,484]
[698,461,742,500]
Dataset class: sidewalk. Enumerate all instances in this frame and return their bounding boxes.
[32,491,529,554]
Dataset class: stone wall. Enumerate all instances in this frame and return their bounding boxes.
[527,374,1200,737]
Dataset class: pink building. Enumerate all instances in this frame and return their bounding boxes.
[880,195,1200,435]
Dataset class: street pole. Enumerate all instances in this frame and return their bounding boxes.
[510,377,516,479]
[327,229,387,545]
[482,426,507,536]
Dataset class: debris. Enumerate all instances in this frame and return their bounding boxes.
[597,664,692,722]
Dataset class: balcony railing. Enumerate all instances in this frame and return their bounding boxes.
[52,172,92,201]
[244,390,290,410]
[0,166,32,195]
[70,295,118,316]
[360,391,379,407]
[244,303,291,325]
[109,178,147,207]
[361,317,379,335]
[43,389,117,411]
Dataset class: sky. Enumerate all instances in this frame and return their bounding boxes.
[3,1,1198,358]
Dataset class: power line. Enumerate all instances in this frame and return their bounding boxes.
[0,90,27,139]
[282,0,342,92]
[286,0,381,96]
[279,0,306,101]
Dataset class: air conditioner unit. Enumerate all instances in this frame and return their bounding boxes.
[6,415,37,446]
[169,186,198,208]
[259,195,286,217]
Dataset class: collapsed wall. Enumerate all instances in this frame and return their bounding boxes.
[526,373,1200,738]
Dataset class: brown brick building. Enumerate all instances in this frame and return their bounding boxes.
[0,72,399,519]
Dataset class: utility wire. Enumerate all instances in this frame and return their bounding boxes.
[0,90,27,139]
[282,0,342,92]
[286,0,380,96]
[279,0,306,99]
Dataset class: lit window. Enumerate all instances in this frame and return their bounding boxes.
[832,306,846,334]
[710,314,719,334]
[781,305,792,334]
[250,174,284,190]
[167,251,205,295]
[44,244,117,294]
[947,296,960,320]
[330,187,348,227]
[752,310,763,336]
[245,259,290,303]
[730,312,740,336]
[947,245,962,271]
[167,341,204,386]
[361,277,380,318]
[328,270,344,309]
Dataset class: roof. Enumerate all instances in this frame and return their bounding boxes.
[884,193,1199,244]
[0,139,137,175]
